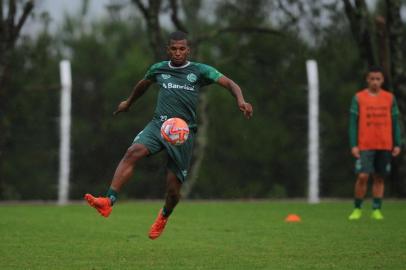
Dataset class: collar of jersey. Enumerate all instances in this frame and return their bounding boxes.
[168,61,191,69]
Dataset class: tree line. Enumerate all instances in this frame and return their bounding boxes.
[0,0,405,200]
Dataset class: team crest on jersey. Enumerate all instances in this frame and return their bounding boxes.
[187,73,197,82]
[161,74,171,79]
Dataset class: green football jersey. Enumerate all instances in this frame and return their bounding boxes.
[144,61,223,128]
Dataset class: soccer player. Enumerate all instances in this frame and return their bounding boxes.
[348,66,402,220]
[84,31,253,239]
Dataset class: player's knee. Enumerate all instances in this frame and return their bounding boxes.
[358,173,369,183]
[373,175,384,184]
[123,144,148,162]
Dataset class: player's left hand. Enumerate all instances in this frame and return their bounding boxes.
[392,146,401,157]
[239,101,253,119]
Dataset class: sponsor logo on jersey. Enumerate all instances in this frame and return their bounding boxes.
[162,82,195,91]
[161,74,171,79]
[187,73,197,82]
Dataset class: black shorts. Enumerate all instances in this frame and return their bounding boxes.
[355,150,392,175]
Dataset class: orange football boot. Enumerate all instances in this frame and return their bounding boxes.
[84,193,112,217]
[148,209,168,240]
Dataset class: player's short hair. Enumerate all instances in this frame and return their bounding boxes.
[367,65,384,75]
[168,31,189,46]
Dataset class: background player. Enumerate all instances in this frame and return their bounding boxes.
[348,66,402,220]
[84,31,253,239]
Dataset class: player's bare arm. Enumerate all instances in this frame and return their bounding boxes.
[216,75,253,119]
[113,79,153,115]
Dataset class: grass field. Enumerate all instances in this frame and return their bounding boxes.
[1,200,406,269]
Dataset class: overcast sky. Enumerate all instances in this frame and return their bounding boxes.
[21,0,405,35]
[38,0,111,20]
[22,0,111,34]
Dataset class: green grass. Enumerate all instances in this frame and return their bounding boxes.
[1,201,406,269]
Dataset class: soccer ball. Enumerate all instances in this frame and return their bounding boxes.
[160,117,190,145]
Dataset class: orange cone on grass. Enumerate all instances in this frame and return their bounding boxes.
[285,214,301,222]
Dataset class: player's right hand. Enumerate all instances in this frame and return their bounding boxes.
[351,147,360,159]
[392,146,401,157]
[113,100,130,116]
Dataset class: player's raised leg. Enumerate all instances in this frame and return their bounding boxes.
[371,174,384,220]
[149,170,181,239]
[84,143,149,217]
[349,173,369,220]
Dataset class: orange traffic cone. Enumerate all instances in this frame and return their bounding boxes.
[285,214,301,222]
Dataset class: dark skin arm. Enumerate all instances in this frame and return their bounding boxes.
[114,76,253,118]
[216,76,253,119]
[113,79,153,115]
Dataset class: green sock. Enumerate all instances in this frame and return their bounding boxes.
[372,198,382,209]
[354,198,363,209]
[106,188,118,205]
[162,207,172,218]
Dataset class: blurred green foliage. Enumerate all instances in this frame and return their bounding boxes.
[1,1,404,200]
